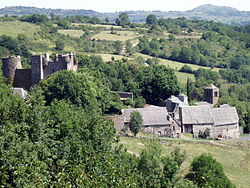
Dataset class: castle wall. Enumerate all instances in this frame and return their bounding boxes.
[2,56,22,85]
[43,62,67,79]
[2,53,78,89]
[13,69,32,89]
[31,55,44,85]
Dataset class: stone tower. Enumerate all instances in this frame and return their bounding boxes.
[2,56,22,84]
[204,84,219,105]
[31,54,48,85]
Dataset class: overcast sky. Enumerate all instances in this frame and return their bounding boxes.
[1,0,250,12]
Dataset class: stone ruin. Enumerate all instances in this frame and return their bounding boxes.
[2,53,78,89]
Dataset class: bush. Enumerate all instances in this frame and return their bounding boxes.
[186,154,235,188]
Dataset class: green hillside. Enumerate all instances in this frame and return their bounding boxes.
[117,137,250,188]
[0,20,40,37]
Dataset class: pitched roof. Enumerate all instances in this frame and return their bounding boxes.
[180,106,214,125]
[167,95,188,107]
[180,105,239,125]
[211,107,239,125]
[122,107,171,126]
[205,84,218,89]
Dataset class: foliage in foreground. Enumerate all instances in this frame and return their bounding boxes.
[186,154,235,188]
[0,78,234,186]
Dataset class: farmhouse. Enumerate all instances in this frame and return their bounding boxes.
[2,53,78,89]
[178,105,239,139]
[122,107,181,138]
[117,84,240,139]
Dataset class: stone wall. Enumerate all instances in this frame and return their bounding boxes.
[192,123,239,139]
[13,69,32,89]
[213,123,240,139]
[2,56,22,84]
[106,115,125,132]
[142,124,181,138]
[2,53,78,89]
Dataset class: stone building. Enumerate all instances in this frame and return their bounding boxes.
[2,53,78,89]
[178,105,239,139]
[204,84,219,105]
[109,84,239,139]
[121,107,181,138]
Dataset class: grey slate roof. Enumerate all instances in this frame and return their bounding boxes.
[180,106,213,125]
[167,95,189,107]
[205,84,218,89]
[211,107,239,125]
[122,107,171,126]
[180,105,239,125]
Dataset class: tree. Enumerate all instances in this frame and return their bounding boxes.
[55,39,65,51]
[137,65,180,104]
[187,77,194,102]
[129,111,143,136]
[186,154,235,188]
[105,17,110,24]
[114,40,123,55]
[57,19,70,29]
[115,13,130,27]
[125,40,133,53]
[146,14,157,25]
[39,70,110,113]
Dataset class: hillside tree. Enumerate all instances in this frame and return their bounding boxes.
[129,111,143,136]
[115,13,130,27]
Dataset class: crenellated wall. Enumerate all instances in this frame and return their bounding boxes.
[1,53,78,89]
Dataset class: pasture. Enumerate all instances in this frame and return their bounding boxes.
[135,53,220,72]
[58,29,84,38]
[0,20,40,37]
[72,23,123,30]
[117,137,250,188]
[92,30,141,41]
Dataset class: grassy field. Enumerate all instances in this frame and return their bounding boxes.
[117,137,250,188]
[58,29,84,38]
[72,23,123,30]
[92,30,141,41]
[135,53,220,72]
[85,53,128,61]
[0,20,40,37]
[175,71,195,84]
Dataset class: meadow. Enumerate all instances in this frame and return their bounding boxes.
[92,30,141,41]
[58,29,84,38]
[135,53,220,72]
[117,137,250,188]
[0,20,40,37]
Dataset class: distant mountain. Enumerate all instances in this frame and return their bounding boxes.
[0,6,102,17]
[189,4,238,13]
[1,4,250,25]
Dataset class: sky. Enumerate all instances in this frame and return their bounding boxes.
[0,0,250,12]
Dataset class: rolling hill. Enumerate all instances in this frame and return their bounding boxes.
[0,4,250,25]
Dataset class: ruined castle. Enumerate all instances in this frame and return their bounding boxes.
[2,53,78,89]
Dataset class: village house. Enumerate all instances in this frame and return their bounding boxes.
[116,84,240,139]
[122,106,181,138]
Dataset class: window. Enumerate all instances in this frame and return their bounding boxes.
[214,91,218,97]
